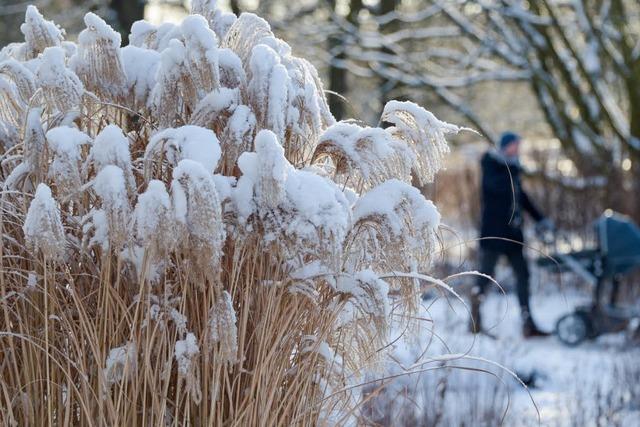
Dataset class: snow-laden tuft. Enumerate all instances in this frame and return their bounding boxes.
[354,179,440,238]
[134,180,175,254]
[90,124,135,192]
[315,122,415,190]
[70,12,126,100]
[20,5,63,60]
[248,44,289,140]
[93,165,131,248]
[382,100,459,185]
[104,342,137,386]
[121,45,160,107]
[171,159,226,275]
[36,47,84,112]
[209,290,237,363]
[23,183,66,260]
[235,130,351,254]
[46,125,91,198]
[175,333,200,376]
[147,125,222,174]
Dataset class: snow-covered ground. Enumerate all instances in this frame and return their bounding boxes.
[365,289,640,426]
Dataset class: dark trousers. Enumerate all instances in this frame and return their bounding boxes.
[475,248,531,317]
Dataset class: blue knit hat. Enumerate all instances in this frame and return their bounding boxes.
[499,132,521,150]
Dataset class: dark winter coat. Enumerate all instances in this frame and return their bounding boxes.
[479,150,543,252]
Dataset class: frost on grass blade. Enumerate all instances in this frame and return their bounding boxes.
[248,44,289,142]
[217,48,246,90]
[23,108,45,172]
[282,56,335,156]
[283,167,351,261]
[333,269,392,359]
[148,15,230,128]
[129,20,157,49]
[0,112,20,150]
[180,15,220,98]
[5,108,46,189]
[0,75,25,130]
[128,20,181,51]
[149,38,189,128]
[82,208,109,251]
[250,129,289,211]
[235,130,351,263]
[218,104,256,174]
[175,333,202,403]
[222,13,276,69]
[190,87,240,131]
[337,269,391,320]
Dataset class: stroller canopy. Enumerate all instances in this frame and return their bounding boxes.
[597,212,640,276]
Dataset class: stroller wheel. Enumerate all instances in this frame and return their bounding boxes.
[556,312,591,346]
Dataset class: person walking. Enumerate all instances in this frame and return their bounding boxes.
[472,132,552,338]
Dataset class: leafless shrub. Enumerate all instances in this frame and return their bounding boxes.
[0,3,462,425]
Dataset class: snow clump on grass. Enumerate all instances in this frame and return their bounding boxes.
[23,183,66,260]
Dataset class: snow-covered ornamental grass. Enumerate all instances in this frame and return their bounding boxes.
[0,2,460,425]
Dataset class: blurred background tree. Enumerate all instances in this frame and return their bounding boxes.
[109,0,147,40]
[258,0,640,224]
[433,0,640,220]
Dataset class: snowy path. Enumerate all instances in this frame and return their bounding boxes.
[375,291,640,426]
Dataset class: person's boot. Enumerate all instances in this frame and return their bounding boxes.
[522,311,550,338]
[469,288,482,334]
[469,293,498,339]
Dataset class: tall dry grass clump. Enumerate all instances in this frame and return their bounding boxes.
[0,2,460,425]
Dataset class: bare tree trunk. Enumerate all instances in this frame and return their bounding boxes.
[229,0,241,16]
[327,53,347,119]
[377,0,399,111]
[629,158,640,221]
[614,0,640,221]
[328,8,347,120]
[628,89,640,222]
[327,0,361,120]
[0,1,32,45]
[110,0,146,45]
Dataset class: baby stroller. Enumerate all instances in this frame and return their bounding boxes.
[536,211,640,346]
